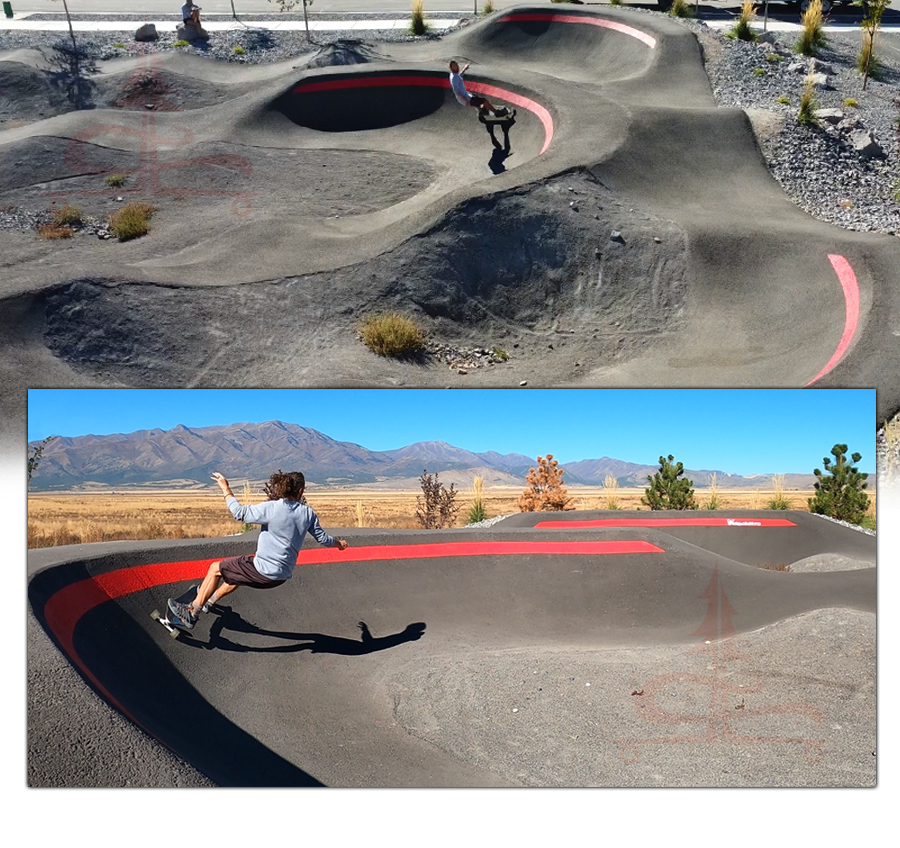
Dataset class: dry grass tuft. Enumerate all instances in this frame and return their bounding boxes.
[37,224,75,239]
[360,312,425,357]
[108,201,156,241]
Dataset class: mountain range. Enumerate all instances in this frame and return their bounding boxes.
[27,420,817,491]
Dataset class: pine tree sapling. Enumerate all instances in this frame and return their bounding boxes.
[642,454,697,510]
[416,469,460,529]
[808,444,870,524]
[518,454,574,512]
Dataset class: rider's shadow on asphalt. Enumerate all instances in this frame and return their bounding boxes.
[194,608,426,654]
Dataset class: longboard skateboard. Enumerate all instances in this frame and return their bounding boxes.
[150,584,198,638]
[479,106,516,125]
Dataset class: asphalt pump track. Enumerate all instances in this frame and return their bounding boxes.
[28,511,875,787]
[1,7,898,424]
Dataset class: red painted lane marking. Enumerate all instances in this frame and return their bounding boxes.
[805,254,861,386]
[535,518,797,528]
[40,539,663,660]
[289,74,554,154]
[498,12,657,49]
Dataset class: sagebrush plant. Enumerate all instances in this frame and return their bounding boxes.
[359,312,425,357]
[797,81,818,125]
[518,454,574,512]
[796,0,827,56]
[410,0,428,36]
[730,2,758,42]
[108,201,156,241]
[808,443,870,525]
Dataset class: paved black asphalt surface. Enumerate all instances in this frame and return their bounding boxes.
[28,511,875,787]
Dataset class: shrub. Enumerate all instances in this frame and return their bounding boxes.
[113,42,126,49]
[51,202,82,227]
[105,174,127,187]
[795,0,827,56]
[843,98,859,108]
[416,469,460,529]
[797,81,818,125]
[729,2,758,41]
[642,454,697,510]
[753,67,767,76]
[37,224,75,239]
[704,472,720,510]
[778,95,790,104]
[173,40,190,47]
[410,0,428,36]
[807,444,870,525]
[233,45,246,55]
[108,201,156,241]
[482,0,494,13]
[518,454,574,512]
[466,475,488,524]
[669,0,695,17]
[492,346,509,361]
[359,313,425,357]
[767,474,792,510]
[603,474,621,510]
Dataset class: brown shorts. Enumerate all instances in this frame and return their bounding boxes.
[219,554,286,589]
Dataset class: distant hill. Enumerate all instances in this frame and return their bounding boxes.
[27,420,818,491]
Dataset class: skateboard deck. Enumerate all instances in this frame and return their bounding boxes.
[480,107,516,125]
[150,584,198,639]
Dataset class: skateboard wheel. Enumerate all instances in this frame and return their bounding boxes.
[150,609,161,620]
[169,629,179,639]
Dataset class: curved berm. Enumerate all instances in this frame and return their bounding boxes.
[28,512,875,787]
[1,6,898,424]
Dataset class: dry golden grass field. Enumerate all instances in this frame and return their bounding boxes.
[26,484,876,549]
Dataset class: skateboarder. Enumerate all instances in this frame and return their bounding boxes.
[167,469,348,630]
[181,2,202,28]
[449,60,500,116]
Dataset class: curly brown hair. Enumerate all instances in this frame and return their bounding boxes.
[264,469,306,502]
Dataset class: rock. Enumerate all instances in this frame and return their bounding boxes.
[837,117,864,134]
[135,23,159,42]
[804,72,831,90]
[814,108,843,125]
[610,230,625,244]
[847,128,885,159]
[177,23,209,42]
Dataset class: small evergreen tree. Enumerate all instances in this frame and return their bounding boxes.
[518,454,574,512]
[807,444,870,524]
[416,469,460,529]
[642,454,697,510]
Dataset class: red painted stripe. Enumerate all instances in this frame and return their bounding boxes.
[40,540,663,655]
[805,254,861,385]
[535,518,797,528]
[289,74,554,154]
[498,13,657,49]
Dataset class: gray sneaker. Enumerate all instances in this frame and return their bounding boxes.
[167,597,197,630]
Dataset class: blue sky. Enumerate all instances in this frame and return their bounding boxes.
[27,388,875,474]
